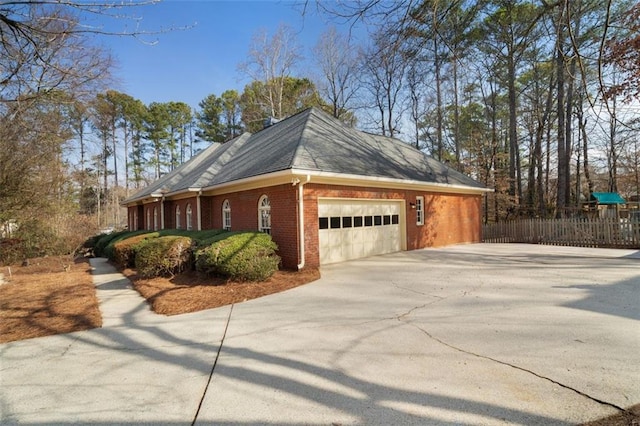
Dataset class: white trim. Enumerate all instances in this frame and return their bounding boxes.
[153,206,158,231]
[222,199,231,231]
[258,195,271,234]
[124,168,491,205]
[186,203,193,230]
[204,168,491,195]
[295,175,311,270]
[160,196,165,229]
[196,190,202,231]
[296,169,492,194]
[416,196,424,226]
[317,198,406,264]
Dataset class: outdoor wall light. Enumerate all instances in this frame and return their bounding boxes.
[409,202,416,209]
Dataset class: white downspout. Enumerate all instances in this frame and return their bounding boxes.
[296,175,311,270]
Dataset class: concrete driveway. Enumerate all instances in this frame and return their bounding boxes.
[1,244,639,425]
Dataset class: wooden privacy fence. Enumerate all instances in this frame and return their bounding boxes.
[482,218,640,249]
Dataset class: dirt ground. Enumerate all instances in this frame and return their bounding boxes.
[1,255,320,341]
[0,256,102,343]
[581,404,640,426]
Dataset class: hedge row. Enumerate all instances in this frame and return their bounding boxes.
[135,236,193,278]
[195,232,280,281]
[87,229,280,281]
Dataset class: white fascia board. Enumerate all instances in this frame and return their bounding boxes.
[125,168,492,204]
[292,169,493,195]
[200,170,297,195]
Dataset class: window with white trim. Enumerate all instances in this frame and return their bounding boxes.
[153,206,158,231]
[222,199,231,231]
[258,195,271,234]
[175,205,181,229]
[186,203,193,230]
[416,196,424,226]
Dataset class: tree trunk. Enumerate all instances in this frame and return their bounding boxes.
[507,54,518,203]
[434,36,443,161]
[556,17,567,216]
[577,96,594,199]
[538,73,554,216]
[608,96,618,192]
[453,53,461,167]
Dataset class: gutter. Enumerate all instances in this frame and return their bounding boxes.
[123,168,491,206]
[293,175,311,270]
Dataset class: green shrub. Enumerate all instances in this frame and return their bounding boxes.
[103,230,156,262]
[135,236,193,277]
[82,234,103,251]
[111,233,158,268]
[195,232,280,281]
[157,229,228,247]
[194,230,232,248]
[94,230,129,257]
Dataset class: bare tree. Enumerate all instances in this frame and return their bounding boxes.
[313,26,359,121]
[360,31,409,138]
[238,24,303,119]
[0,1,163,246]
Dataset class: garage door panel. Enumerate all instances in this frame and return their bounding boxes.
[318,199,402,265]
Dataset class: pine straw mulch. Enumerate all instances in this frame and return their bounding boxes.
[121,267,321,316]
[0,255,321,341]
[0,256,102,343]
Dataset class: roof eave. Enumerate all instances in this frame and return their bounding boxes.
[295,169,493,195]
[123,169,491,206]
[202,168,492,196]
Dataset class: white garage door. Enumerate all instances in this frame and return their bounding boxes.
[318,199,403,264]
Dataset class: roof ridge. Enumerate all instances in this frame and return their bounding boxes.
[292,108,323,170]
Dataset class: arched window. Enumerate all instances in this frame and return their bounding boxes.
[186,203,193,230]
[153,206,158,231]
[175,205,181,229]
[222,199,231,231]
[146,208,151,230]
[258,195,271,234]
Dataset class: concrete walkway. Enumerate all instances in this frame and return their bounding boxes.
[1,245,639,425]
[90,257,155,327]
[1,258,231,424]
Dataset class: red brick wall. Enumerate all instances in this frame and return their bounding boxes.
[141,203,161,230]
[129,183,481,270]
[165,197,197,230]
[201,196,213,230]
[303,184,482,267]
[405,192,482,249]
[203,185,299,269]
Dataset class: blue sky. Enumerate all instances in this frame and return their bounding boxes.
[97,0,365,110]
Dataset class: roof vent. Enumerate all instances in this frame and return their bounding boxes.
[263,116,280,129]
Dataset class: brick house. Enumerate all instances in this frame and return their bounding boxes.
[122,108,490,269]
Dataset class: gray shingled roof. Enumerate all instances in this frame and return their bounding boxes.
[125,107,485,202]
